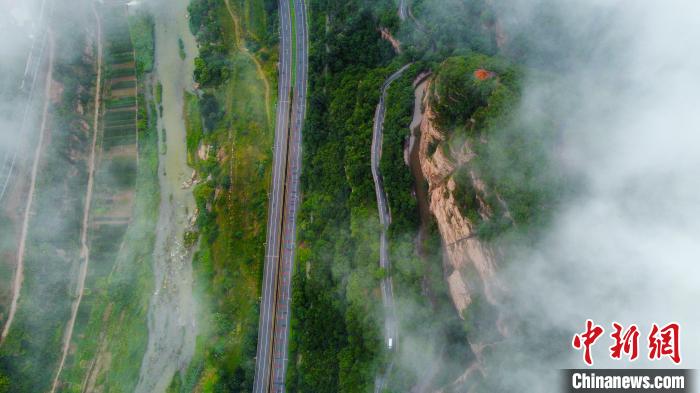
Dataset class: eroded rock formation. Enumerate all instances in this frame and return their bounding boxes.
[416,81,500,319]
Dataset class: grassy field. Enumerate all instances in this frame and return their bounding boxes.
[173,0,275,391]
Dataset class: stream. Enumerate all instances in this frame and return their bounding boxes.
[135,0,199,391]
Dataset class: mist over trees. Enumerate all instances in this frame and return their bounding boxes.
[1,0,696,391]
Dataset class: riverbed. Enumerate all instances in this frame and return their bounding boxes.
[135,0,199,391]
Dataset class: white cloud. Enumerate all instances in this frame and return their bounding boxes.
[496,0,700,382]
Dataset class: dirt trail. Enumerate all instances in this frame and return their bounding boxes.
[50,4,102,391]
[0,30,56,344]
[224,0,272,125]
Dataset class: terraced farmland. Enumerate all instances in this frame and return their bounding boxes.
[94,4,138,231]
[63,3,141,374]
[64,10,140,352]
[51,4,142,390]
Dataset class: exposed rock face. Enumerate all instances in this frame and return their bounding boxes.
[379,27,402,54]
[417,81,500,319]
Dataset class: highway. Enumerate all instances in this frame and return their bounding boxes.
[268,0,308,391]
[252,0,308,391]
[371,63,412,393]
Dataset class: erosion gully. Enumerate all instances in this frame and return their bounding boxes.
[408,78,431,260]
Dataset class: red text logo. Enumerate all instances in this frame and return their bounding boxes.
[572,321,681,366]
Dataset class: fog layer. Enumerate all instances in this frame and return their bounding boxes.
[494,0,700,384]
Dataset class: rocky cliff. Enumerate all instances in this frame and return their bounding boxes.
[416,80,501,320]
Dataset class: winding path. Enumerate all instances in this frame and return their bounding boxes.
[371,63,411,393]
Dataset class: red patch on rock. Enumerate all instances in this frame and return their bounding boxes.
[474,69,495,81]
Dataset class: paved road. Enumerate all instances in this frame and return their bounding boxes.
[269,0,308,391]
[253,0,308,391]
[371,63,412,393]
[398,0,407,21]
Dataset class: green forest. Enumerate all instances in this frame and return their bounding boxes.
[287,1,396,391]
[0,0,568,391]
[287,0,565,391]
